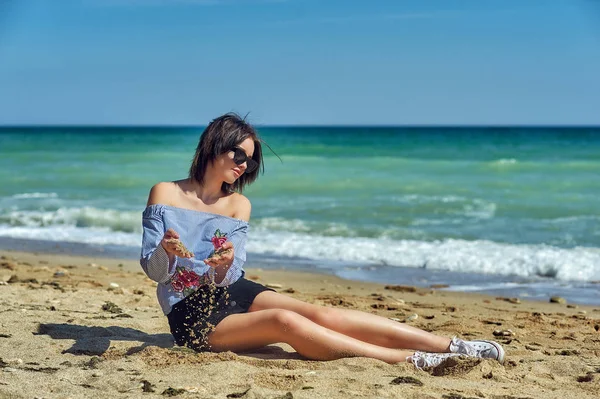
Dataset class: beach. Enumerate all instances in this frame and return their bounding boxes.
[1,126,599,398]
[3,1,600,397]
[1,249,599,399]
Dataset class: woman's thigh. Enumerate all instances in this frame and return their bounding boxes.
[249,290,334,322]
[207,308,305,352]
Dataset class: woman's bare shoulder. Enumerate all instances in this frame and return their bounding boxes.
[146,181,183,206]
[229,192,252,222]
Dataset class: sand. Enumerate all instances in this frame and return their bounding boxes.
[0,249,599,399]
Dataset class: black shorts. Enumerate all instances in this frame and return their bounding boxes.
[167,277,274,352]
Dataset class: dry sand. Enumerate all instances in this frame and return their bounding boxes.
[0,249,599,399]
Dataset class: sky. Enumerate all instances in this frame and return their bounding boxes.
[0,0,599,126]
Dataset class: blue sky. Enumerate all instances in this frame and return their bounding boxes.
[0,0,599,125]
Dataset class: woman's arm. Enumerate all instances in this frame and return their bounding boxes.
[140,183,191,283]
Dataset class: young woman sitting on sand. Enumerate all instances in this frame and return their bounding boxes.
[140,113,505,368]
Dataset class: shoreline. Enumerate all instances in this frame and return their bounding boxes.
[1,236,599,306]
[1,248,599,398]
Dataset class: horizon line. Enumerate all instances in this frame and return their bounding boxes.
[1,124,600,129]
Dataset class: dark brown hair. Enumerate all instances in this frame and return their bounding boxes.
[189,112,263,193]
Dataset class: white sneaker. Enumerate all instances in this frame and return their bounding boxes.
[407,351,465,369]
[449,337,505,363]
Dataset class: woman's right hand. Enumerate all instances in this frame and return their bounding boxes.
[161,228,194,258]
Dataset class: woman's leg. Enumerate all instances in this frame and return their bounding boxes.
[207,308,414,364]
[249,291,451,353]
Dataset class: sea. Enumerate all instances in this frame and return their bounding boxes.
[1,126,599,305]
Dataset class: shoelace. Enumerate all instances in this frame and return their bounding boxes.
[408,352,461,369]
[476,347,493,357]
[450,337,478,357]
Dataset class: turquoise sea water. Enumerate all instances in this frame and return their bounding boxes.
[1,127,599,303]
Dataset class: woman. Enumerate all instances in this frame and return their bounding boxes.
[140,113,505,368]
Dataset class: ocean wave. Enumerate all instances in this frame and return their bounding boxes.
[0,225,141,247]
[11,192,59,199]
[386,194,468,204]
[247,230,600,282]
[253,217,312,232]
[545,215,600,224]
[253,217,357,237]
[457,199,496,219]
[1,208,599,282]
[385,195,497,220]
[0,207,141,233]
[491,158,518,165]
[411,218,466,226]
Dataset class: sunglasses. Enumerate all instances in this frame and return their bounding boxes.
[230,147,258,173]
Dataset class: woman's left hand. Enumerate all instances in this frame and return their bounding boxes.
[204,241,234,268]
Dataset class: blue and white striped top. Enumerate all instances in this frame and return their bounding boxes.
[140,204,248,314]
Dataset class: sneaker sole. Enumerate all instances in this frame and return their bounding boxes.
[471,340,505,364]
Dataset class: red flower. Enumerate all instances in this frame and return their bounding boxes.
[171,279,185,292]
[179,269,200,288]
[211,236,227,250]
[170,266,202,293]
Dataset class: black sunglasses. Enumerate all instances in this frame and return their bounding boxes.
[230,147,258,173]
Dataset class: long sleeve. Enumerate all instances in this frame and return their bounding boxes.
[139,204,250,315]
[213,221,248,287]
[140,205,175,284]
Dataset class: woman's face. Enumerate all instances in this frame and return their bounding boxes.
[214,137,255,184]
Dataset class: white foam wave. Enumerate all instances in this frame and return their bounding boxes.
[386,195,497,220]
[253,217,357,236]
[412,218,465,226]
[387,194,468,204]
[440,282,523,292]
[492,158,518,165]
[0,207,141,233]
[254,217,312,232]
[459,199,496,219]
[0,225,141,247]
[1,208,599,282]
[11,192,59,199]
[247,230,600,282]
[547,215,600,224]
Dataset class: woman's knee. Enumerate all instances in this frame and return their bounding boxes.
[311,306,343,326]
[268,309,307,334]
